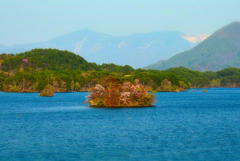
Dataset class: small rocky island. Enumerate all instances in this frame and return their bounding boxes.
[84,76,155,107]
[39,84,54,97]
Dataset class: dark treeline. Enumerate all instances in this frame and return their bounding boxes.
[0,49,239,93]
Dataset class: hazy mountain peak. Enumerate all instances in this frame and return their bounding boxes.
[229,21,240,25]
[212,21,240,39]
[73,29,106,35]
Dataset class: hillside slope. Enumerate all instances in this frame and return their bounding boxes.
[0,48,134,72]
[145,22,240,71]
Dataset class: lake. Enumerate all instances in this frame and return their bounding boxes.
[0,88,240,161]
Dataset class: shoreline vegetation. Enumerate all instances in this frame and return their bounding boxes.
[0,49,240,96]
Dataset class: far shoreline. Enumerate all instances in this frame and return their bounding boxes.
[1,87,239,94]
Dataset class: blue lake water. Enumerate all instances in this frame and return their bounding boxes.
[0,88,240,161]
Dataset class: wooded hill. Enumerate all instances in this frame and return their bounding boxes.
[0,48,134,72]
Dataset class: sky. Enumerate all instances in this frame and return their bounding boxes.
[0,0,239,46]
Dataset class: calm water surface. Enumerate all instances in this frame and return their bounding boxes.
[0,88,240,161]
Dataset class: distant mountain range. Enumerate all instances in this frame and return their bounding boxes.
[144,22,240,71]
[0,30,207,68]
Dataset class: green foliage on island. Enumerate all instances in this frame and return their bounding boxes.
[86,76,156,107]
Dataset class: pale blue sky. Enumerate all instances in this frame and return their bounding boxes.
[0,0,239,46]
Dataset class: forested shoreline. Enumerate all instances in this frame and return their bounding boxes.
[0,48,240,93]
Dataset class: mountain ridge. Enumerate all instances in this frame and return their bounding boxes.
[0,30,204,68]
[144,22,240,71]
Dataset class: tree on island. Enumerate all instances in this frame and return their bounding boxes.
[86,76,156,107]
